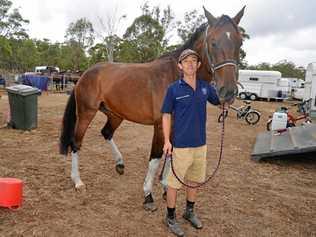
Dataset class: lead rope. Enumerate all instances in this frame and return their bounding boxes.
[160,104,226,189]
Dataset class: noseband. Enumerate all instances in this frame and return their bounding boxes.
[204,25,239,77]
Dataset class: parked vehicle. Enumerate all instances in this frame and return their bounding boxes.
[266,99,312,131]
[238,70,291,101]
[35,66,60,74]
[218,100,261,125]
[303,62,316,118]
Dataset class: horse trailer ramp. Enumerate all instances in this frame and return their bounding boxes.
[251,124,316,161]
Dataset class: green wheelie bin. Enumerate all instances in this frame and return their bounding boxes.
[6,85,41,130]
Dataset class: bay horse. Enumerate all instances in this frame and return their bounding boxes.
[60,6,245,211]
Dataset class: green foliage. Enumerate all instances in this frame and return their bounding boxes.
[64,18,94,70]
[123,15,165,62]
[238,26,249,69]
[140,2,175,43]
[88,43,107,65]
[0,0,29,39]
[176,10,205,43]
[247,60,305,79]
[65,18,94,49]
[0,2,305,78]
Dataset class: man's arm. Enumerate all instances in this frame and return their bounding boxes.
[207,84,220,105]
[162,113,172,155]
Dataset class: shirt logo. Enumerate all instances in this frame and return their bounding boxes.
[176,94,190,100]
[201,87,207,95]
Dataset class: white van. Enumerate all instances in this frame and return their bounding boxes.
[35,66,60,74]
[238,70,291,101]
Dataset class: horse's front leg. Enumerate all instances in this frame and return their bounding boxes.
[143,123,165,211]
[143,158,161,211]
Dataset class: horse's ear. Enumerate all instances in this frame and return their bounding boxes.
[203,6,217,26]
[233,6,246,25]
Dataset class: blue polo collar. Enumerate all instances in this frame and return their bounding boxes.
[179,78,201,90]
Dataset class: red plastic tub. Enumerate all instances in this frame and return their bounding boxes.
[0,178,23,209]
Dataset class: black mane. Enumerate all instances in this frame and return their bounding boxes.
[159,22,208,60]
[159,14,238,62]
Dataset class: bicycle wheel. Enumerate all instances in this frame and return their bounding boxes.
[245,111,260,125]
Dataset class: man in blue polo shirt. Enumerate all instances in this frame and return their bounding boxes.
[161,49,220,237]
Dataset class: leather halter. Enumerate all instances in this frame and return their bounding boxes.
[203,25,238,77]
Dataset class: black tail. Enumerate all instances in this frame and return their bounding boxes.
[59,90,77,155]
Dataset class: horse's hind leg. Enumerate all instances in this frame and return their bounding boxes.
[71,108,98,189]
[143,122,164,212]
[100,112,124,175]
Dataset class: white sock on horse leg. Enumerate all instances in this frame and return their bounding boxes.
[143,158,160,197]
[71,151,84,187]
[107,139,123,165]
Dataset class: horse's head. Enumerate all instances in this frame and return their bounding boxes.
[201,6,245,104]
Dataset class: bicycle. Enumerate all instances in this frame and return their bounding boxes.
[218,100,261,125]
[266,98,312,131]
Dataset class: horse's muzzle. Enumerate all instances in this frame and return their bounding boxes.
[218,85,238,104]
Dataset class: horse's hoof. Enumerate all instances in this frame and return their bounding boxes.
[143,202,157,212]
[115,164,125,175]
[74,181,86,191]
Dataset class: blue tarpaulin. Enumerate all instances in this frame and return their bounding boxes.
[22,74,49,91]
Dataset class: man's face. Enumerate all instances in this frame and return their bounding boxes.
[178,55,201,76]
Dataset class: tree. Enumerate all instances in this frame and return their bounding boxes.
[35,40,61,67]
[238,26,250,69]
[0,0,29,39]
[120,2,175,62]
[0,36,12,69]
[123,15,164,62]
[96,7,126,62]
[247,60,305,79]
[140,2,175,47]
[247,62,271,71]
[65,18,94,49]
[273,60,305,79]
[65,18,94,70]
[176,10,205,43]
[16,39,39,70]
[88,43,107,64]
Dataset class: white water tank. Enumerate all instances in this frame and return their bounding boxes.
[271,112,288,131]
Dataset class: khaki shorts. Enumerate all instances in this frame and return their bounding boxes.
[167,145,207,189]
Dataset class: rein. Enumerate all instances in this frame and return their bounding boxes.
[160,104,226,189]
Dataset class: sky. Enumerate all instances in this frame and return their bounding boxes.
[10,0,316,68]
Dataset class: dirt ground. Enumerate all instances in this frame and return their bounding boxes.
[0,92,315,237]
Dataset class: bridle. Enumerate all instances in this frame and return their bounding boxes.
[203,25,239,79]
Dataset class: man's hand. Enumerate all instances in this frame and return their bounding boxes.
[163,140,173,156]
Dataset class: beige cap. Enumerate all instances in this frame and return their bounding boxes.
[178,49,200,63]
